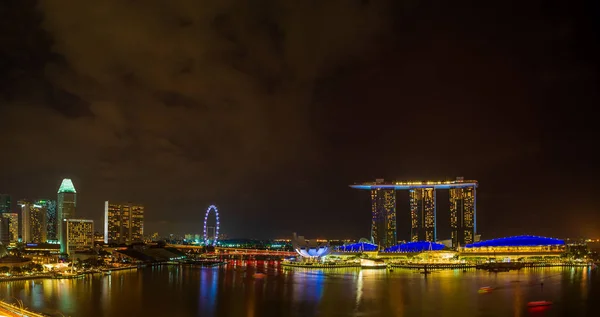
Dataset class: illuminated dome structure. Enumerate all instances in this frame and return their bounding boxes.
[291,232,331,259]
[337,242,378,252]
[384,241,445,253]
[464,235,565,248]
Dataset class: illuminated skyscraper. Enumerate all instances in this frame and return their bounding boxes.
[0,194,11,213]
[449,186,476,247]
[370,187,396,249]
[64,219,94,252]
[42,200,58,241]
[58,179,77,254]
[0,218,9,245]
[409,188,436,242]
[104,201,144,244]
[130,204,144,242]
[0,194,12,244]
[1,213,18,243]
[19,200,31,242]
[30,201,47,243]
[351,178,478,249]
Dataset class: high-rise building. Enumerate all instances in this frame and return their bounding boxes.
[370,186,396,249]
[409,188,436,242]
[0,194,11,213]
[104,201,144,244]
[58,179,77,254]
[42,200,58,241]
[351,178,478,249]
[1,213,19,243]
[449,186,476,247]
[30,201,47,243]
[0,218,9,245]
[19,200,31,242]
[64,219,94,252]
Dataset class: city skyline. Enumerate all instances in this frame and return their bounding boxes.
[1,174,598,241]
[1,0,598,240]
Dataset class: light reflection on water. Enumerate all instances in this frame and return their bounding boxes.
[0,262,598,317]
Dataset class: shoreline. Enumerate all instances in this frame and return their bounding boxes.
[281,262,361,269]
[0,265,140,283]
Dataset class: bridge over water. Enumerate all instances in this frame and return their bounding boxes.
[167,244,296,258]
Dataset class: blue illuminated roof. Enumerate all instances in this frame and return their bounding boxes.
[337,242,378,252]
[384,241,445,252]
[464,235,565,248]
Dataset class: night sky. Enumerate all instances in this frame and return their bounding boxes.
[1,0,598,240]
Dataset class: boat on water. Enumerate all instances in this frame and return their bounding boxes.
[360,258,386,269]
[253,273,267,279]
[478,286,494,294]
[527,301,552,307]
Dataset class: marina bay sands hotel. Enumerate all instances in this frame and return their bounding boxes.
[350,178,477,249]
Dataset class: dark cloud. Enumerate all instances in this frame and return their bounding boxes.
[1,0,598,238]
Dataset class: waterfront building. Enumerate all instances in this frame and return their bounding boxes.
[351,177,478,248]
[64,219,94,252]
[336,242,378,252]
[459,235,565,260]
[57,178,77,254]
[0,194,11,213]
[450,186,476,247]
[104,201,144,244]
[409,188,436,242]
[384,241,446,253]
[369,181,396,248]
[291,232,331,260]
[1,213,19,242]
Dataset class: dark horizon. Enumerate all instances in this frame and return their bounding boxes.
[1,0,598,240]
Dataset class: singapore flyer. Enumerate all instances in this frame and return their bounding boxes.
[203,205,220,246]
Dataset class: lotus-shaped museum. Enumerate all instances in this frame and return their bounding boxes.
[291,232,331,258]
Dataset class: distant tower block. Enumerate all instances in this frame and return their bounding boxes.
[370,187,396,249]
[409,187,436,242]
[449,186,476,247]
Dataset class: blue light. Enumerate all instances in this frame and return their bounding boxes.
[337,242,378,252]
[384,241,445,252]
[464,235,565,248]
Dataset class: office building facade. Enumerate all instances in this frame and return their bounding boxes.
[64,219,94,252]
[104,201,144,244]
[58,179,77,254]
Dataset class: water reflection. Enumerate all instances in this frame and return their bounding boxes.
[0,265,598,317]
[198,268,218,316]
